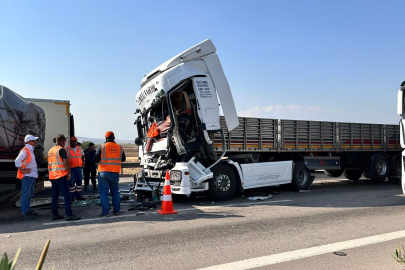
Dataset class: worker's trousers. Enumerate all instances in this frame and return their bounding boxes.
[98,171,120,215]
[69,167,83,198]
[20,176,35,215]
[51,176,73,217]
[83,167,97,187]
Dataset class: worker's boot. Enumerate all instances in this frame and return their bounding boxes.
[20,213,35,220]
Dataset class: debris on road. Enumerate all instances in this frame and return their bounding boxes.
[6,235,11,238]
[333,252,347,256]
[247,195,273,201]
[299,190,311,193]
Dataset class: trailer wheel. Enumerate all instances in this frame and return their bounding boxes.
[366,154,390,182]
[389,155,402,183]
[208,164,237,201]
[343,170,363,181]
[291,162,311,191]
[324,170,344,178]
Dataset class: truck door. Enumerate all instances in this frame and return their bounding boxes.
[203,54,239,132]
[192,77,220,130]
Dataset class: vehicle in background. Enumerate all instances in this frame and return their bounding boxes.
[134,40,401,201]
[0,85,74,197]
[397,81,405,194]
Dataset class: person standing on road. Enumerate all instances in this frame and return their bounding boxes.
[83,143,97,190]
[48,134,81,221]
[66,137,84,200]
[94,131,126,217]
[15,134,39,220]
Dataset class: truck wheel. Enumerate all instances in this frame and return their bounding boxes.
[208,164,237,201]
[343,170,363,180]
[291,162,311,191]
[366,154,390,182]
[324,170,344,178]
[389,155,401,183]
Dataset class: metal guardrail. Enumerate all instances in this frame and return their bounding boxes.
[120,162,141,176]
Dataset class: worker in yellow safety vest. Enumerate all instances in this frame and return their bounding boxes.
[48,134,81,221]
[15,134,39,220]
[66,137,84,200]
[94,131,126,217]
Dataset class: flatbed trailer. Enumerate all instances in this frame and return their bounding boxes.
[214,116,401,181]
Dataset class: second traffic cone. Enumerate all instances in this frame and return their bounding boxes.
[157,170,178,215]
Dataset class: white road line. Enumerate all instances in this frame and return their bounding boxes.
[197,230,405,270]
[42,199,292,226]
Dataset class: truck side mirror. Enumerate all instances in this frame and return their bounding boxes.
[398,89,403,116]
[135,137,143,146]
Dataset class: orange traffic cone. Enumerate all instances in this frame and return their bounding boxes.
[157,170,178,215]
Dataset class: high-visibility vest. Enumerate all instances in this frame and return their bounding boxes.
[16,147,32,179]
[98,142,123,173]
[66,146,83,168]
[48,146,68,179]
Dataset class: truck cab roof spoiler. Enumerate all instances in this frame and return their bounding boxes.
[141,39,216,86]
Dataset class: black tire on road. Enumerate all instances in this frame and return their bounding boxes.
[208,163,237,201]
[291,162,312,191]
[366,154,390,182]
[324,170,344,178]
[343,169,363,181]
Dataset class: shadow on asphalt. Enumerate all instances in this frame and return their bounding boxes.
[1,172,404,234]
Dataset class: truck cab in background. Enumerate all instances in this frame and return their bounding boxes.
[397,81,405,194]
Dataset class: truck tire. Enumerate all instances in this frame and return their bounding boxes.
[208,164,237,201]
[343,169,363,180]
[324,170,344,178]
[366,154,390,182]
[291,162,311,191]
[389,155,401,183]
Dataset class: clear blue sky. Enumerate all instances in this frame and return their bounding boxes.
[1,1,404,140]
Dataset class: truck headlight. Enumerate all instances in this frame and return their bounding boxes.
[170,170,182,186]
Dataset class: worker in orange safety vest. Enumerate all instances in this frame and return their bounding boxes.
[94,131,126,217]
[66,137,84,200]
[48,134,81,221]
[15,134,39,220]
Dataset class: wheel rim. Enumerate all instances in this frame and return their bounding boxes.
[376,160,387,176]
[215,173,231,193]
[297,168,308,185]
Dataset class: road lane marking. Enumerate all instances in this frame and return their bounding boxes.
[42,199,292,226]
[197,230,405,270]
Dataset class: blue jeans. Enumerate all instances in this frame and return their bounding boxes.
[69,167,83,198]
[51,176,73,217]
[20,176,35,215]
[98,171,120,215]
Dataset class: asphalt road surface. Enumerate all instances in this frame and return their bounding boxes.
[1,173,405,270]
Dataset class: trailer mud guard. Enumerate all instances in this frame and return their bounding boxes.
[304,156,340,170]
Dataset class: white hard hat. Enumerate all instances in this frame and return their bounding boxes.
[24,134,38,143]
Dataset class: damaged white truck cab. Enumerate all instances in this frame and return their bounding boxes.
[134,39,300,201]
